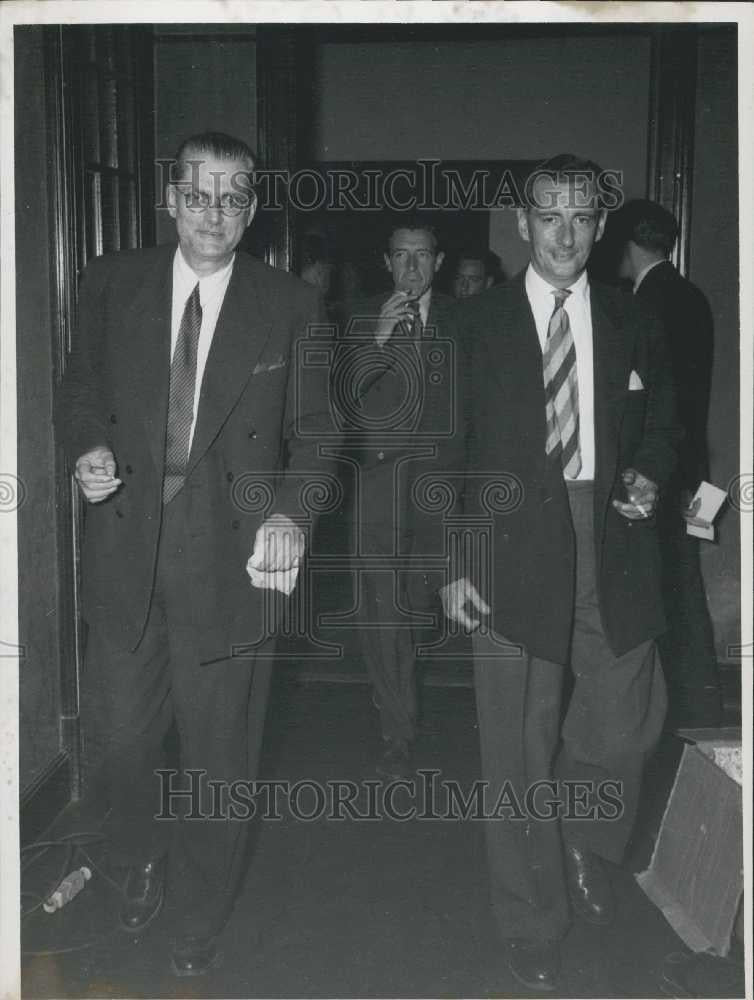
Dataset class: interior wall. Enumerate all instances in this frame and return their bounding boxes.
[16,26,61,790]
[689,27,740,661]
[313,34,651,277]
[153,26,257,245]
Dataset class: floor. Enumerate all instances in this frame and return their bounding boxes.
[21,678,744,999]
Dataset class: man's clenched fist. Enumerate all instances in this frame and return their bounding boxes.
[74,446,122,503]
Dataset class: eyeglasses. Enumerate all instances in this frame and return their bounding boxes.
[179,188,253,217]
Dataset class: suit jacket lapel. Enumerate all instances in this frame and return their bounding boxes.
[424,291,444,334]
[480,273,544,395]
[125,246,174,476]
[591,283,634,515]
[186,257,273,475]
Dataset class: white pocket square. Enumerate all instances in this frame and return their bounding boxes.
[628,370,644,390]
[253,356,287,376]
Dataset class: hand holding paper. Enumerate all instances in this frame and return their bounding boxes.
[246,514,305,595]
[685,481,727,540]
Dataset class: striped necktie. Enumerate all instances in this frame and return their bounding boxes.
[543,287,582,478]
[163,283,202,504]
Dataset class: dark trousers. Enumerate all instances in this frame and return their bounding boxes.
[657,499,722,724]
[473,481,667,942]
[87,490,272,937]
[357,523,417,744]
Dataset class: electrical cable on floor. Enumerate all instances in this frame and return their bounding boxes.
[21,829,128,958]
[21,840,75,919]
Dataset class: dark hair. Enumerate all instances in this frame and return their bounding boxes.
[386,216,440,252]
[523,152,606,210]
[455,249,490,273]
[173,131,256,180]
[620,199,678,256]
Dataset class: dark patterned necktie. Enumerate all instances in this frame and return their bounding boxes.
[542,288,582,478]
[396,298,422,338]
[163,283,202,504]
[407,298,423,338]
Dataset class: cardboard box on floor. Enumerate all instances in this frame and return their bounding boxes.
[636,729,743,956]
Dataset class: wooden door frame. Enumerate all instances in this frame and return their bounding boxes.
[645,26,699,276]
[25,26,156,824]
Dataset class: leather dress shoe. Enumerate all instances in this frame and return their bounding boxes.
[376,738,412,780]
[506,939,560,992]
[171,933,222,977]
[564,841,615,925]
[119,857,165,934]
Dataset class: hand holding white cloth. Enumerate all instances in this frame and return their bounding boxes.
[246,514,305,595]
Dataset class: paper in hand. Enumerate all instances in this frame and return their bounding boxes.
[686,481,727,541]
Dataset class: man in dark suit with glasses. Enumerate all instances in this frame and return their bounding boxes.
[58,131,330,977]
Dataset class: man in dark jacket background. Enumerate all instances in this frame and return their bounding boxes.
[338,219,459,779]
[618,198,722,726]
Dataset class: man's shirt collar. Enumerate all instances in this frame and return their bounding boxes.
[525,262,589,308]
[174,246,235,306]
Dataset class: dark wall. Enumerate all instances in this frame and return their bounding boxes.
[689,27,740,660]
[312,34,652,276]
[16,26,61,791]
[313,34,651,170]
[153,26,257,244]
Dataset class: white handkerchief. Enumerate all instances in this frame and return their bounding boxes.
[252,355,287,376]
[628,370,644,390]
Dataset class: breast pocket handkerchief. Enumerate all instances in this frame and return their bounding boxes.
[628,370,644,390]
[253,355,287,376]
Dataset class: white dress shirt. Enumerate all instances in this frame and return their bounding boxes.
[171,247,235,449]
[524,263,595,481]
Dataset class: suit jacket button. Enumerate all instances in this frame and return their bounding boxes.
[125,465,133,475]
[248,429,257,439]
[110,414,117,424]
[227,472,234,482]
[232,519,240,530]
[115,509,124,518]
